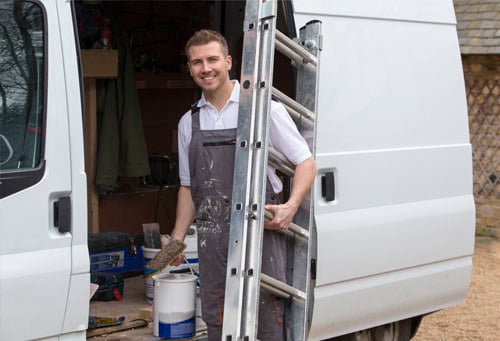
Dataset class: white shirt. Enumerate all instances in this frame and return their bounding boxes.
[177,80,311,194]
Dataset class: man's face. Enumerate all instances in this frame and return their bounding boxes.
[188,41,232,95]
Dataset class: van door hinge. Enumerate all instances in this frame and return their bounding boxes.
[54,196,71,233]
[310,258,317,280]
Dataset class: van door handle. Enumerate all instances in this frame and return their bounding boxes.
[54,196,71,233]
[321,172,335,202]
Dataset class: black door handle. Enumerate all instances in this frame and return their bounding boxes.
[321,172,335,202]
[54,196,71,233]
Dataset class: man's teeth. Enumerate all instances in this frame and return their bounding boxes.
[202,76,214,80]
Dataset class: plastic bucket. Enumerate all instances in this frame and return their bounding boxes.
[143,246,167,304]
[153,273,197,339]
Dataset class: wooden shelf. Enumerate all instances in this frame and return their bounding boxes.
[135,72,195,89]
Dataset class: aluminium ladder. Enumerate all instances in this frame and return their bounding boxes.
[222,0,321,340]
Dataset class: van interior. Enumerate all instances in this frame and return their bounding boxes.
[78,0,296,337]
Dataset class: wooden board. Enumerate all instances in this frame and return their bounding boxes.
[82,49,119,78]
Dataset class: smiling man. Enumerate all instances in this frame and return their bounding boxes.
[170,29,317,341]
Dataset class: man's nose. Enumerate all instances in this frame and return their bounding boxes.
[201,61,211,72]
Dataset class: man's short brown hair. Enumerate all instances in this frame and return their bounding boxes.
[185,29,229,61]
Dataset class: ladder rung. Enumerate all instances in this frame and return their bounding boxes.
[272,87,315,123]
[260,273,306,302]
[264,210,310,240]
[268,147,294,176]
[275,30,318,67]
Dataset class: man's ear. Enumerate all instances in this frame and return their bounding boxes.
[226,55,232,71]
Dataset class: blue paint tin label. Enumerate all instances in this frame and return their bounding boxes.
[158,314,196,339]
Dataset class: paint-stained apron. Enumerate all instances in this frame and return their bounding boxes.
[189,109,287,340]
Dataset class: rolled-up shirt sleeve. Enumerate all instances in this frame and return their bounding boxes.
[268,101,311,165]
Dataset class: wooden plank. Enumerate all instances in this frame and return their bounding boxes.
[86,319,148,338]
[84,79,99,234]
[138,307,153,322]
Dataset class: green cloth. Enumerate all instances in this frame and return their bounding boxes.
[95,17,150,193]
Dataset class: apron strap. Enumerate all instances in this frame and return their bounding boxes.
[191,101,201,133]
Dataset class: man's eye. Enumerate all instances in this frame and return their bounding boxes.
[192,61,201,66]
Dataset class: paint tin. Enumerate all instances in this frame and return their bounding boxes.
[153,273,197,338]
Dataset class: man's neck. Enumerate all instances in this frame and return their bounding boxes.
[204,81,235,112]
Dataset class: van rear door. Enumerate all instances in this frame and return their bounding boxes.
[0,1,86,339]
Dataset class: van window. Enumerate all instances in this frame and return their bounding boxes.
[0,0,44,171]
[0,0,45,199]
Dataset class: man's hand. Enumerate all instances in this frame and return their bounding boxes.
[264,202,298,230]
[264,157,317,230]
[170,251,186,267]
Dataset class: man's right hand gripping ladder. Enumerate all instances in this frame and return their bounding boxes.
[222,0,321,340]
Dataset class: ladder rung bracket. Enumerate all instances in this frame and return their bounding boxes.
[260,273,307,302]
[275,30,317,67]
[272,87,315,123]
[260,0,276,19]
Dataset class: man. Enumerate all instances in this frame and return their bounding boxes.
[170,29,317,340]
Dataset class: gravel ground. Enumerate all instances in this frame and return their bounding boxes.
[413,238,500,341]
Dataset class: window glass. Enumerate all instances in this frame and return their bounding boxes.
[0,1,44,172]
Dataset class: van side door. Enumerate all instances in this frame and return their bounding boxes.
[0,1,80,339]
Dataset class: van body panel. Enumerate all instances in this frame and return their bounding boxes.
[62,273,90,334]
[292,0,475,338]
[309,257,472,340]
[55,0,89,277]
[293,0,456,24]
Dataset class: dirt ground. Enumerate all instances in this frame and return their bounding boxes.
[413,238,500,341]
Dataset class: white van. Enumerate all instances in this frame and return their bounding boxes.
[0,1,474,340]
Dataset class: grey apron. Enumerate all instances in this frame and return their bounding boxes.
[189,106,287,340]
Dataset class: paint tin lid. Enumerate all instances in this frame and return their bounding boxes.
[157,273,197,283]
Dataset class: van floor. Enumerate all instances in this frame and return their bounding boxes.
[88,275,207,340]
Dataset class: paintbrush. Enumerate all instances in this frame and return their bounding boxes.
[146,239,186,272]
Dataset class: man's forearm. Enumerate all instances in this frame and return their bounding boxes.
[171,185,196,241]
[287,156,317,210]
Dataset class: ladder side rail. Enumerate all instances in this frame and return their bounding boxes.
[223,0,278,340]
[222,0,262,336]
[241,5,278,337]
[287,20,322,341]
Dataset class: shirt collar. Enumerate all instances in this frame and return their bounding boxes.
[198,80,240,108]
